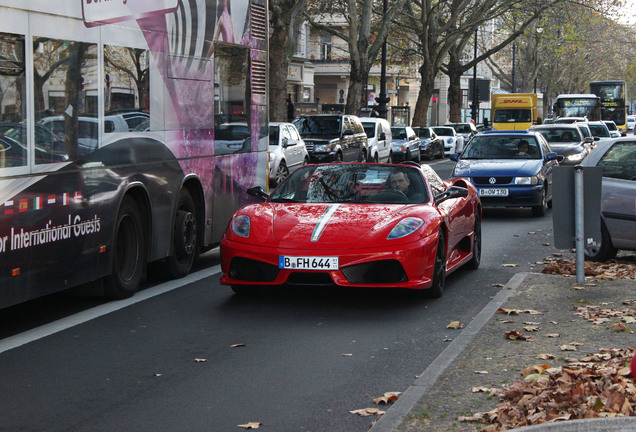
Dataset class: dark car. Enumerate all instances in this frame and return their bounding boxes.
[390,126,421,162]
[0,122,65,154]
[581,137,636,261]
[528,124,593,165]
[412,126,444,160]
[293,114,368,162]
[450,130,561,217]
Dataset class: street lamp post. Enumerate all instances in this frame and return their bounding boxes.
[471,29,478,122]
[375,0,390,120]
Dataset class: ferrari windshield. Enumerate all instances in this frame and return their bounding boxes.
[462,135,542,160]
[269,164,430,204]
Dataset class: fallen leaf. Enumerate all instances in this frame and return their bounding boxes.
[611,322,627,331]
[505,329,534,341]
[560,344,578,351]
[523,326,540,332]
[545,333,560,338]
[230,343,246,348]
[447,321,464,329]
[154,373,162,377]
[194,358,207,362]
[474,370,489,374]
[491,283,505,287]
[502,263,519,267]
[536,353,555,360]
[498,307,521,315]
[373,392,401,404]
[342,353,353,357]
[350,408,385,416]
[237,422,262,429]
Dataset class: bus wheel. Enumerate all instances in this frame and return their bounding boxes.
[105,197,145,299]
[167,189,198,278]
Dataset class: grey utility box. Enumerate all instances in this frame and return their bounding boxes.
[552,166,602,250]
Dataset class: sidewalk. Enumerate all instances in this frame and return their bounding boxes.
[370,268,636,432]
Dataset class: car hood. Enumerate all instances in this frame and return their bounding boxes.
[454,159,543,177]
[229,203,440,249]
[301,135,337,142]
[548,143,584,154]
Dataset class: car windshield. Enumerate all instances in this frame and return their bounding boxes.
[462,135,542,160]
[268,126,280,146]
[493,109,532,123]
[416,128,431,138]
[269,164,430,204]
[533,128,580,143]
[449,124,471,133]
[294,116,341,136]
[589,124,610,137]
[362,123,376,138]
[391,128,408,140]
[432,127,454,136]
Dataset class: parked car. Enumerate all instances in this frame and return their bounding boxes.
[390,126,421,162]
[445,122,478,144]
[412,126,444,160]
[602,120,621,138]
[360,117,392,162]
[450,130,561,217]
[220,162,482,298]
[293,114,368,162]
[627,115,636,133]
[0,133,67,167]
[528,124,593,165]
[575,122,593,141]
[268,122,309,187]
[431,126,464,155]
[581,137,636,261]
[587,121,612,141]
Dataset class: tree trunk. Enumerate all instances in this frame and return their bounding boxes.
[268,12,291,122]
[411,62,435,127]
[446,56,463,123]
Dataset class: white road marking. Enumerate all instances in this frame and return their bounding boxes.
[0,265,221,355]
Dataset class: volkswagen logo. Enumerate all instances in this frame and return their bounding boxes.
[489,177,497,184]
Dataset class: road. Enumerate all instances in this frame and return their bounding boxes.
[0,159,564,432]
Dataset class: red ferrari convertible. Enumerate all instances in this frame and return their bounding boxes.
[220,162,481,297]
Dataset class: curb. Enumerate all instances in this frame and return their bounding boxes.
[509,417,636,431]
[370,272,529,432]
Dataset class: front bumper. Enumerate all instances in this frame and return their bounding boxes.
[220,234,439,290]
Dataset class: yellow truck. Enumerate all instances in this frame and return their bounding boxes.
[491,93,542,130]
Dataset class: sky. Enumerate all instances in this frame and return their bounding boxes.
[618,0,636,24]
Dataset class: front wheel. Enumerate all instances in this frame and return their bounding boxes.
[427,231,446,298]
[105,197,145,299]
[466,212,481,270]
[167,189,198,278]
[531,188,547,217]
[271,160,289,186]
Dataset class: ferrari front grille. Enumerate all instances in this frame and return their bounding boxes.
[341,260,407,284]
[229,257,279,282]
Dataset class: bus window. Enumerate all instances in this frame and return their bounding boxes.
[34,37,98,161]
[104,45,150,132]
[214,43,249,155]
[0,33,27,169]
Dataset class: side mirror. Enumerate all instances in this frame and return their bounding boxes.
[247,185,269,201]
[343,129,353,136]
[584,137,594,144]
[434,186,469,206]
[449,153,459,162]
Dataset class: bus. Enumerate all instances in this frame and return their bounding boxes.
[0,0,269,309]
[552,94,602,121]
[589,80,627,135]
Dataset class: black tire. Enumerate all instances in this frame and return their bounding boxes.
[466,211,481,270]
[427,231,447,298]
[271,160,289,186]
[335,152,343,162]
[105,197,145,299]
[531,187,547,217]
[359,150,367,163]
[387,152,393,163]
[167,189,198,278]
[585,220,618,262]
[303,156,310,165]
[415,148,421,163]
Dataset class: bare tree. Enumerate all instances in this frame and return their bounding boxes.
[269,0,307,122]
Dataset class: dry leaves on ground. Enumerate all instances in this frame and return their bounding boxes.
[462,348,636,431]
[541,256,636,279]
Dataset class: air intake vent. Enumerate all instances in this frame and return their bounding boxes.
[250,3,267,40]
[251,59,266,95]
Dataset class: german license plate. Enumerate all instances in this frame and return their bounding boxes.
[479,188,509,197]
[279,256,339,270]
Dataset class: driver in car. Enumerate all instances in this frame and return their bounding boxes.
[388,170,426,202]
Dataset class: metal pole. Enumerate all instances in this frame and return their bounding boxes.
[471,29,478,122]
[511,42,516,93]
[574,165,585,284]
[375,0,390,120]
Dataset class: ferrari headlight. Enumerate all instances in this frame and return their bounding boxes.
[387,217,424,240]
[514,176,538,185]
[231,215,250,237]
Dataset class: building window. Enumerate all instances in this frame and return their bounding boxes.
[319,34,331,60]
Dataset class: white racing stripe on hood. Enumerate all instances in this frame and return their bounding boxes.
[310,204,341,242]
